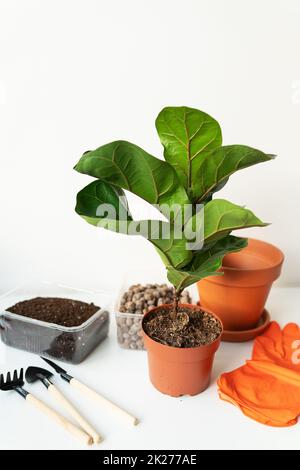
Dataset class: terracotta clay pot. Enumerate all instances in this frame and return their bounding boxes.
[142,304,223,397]
[198,238,284,331]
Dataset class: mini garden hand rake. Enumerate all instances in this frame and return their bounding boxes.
[0,368,27,396]
[0,368,92,445]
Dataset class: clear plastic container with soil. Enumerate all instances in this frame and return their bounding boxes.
[0,282,110,364]
[115,272,192,350]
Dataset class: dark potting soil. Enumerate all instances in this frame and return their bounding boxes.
[143,306,222,348]
[6,297,100,327]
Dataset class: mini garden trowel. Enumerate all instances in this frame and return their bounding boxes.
[41,356,139,426]
[26,365,102,443]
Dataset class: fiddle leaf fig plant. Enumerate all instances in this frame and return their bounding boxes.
[74,106,273,311]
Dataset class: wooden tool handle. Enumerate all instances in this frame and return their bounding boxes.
[48,384,102,444]
[26,393,93,446]
[70,378,139,426]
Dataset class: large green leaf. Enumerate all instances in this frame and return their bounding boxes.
[203,199,268,243]
[155,106,222,198]
[184,199,267,248]
[75,180,192,269]
[166,257,223,292]
[163,235,248,291]
[191,235,248,268]
[74,140,190,223]
[75,179,133,223]
[194,145,275,202]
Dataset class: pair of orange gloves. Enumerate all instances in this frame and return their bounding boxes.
[218,322,300,427]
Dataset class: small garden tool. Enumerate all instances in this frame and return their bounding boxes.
[0,368,92,445]
[41,356,139,425]
[25,366,102,443]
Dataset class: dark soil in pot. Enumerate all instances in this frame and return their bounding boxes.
[7,297,100,327]
[143,306,222,348]
[142,303,223,396]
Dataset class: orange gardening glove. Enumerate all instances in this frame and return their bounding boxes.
[218,322,300,427]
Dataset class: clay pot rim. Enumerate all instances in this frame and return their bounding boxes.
[142,303,223,352]
[221,238,284,274]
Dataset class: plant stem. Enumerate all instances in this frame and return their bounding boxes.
[173,288,182,316]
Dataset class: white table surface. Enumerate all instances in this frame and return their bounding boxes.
[0,287,299,450]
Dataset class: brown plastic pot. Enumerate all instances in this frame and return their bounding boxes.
[142,303,223,397]
[197,238,284,331]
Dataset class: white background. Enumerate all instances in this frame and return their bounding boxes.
[0,0,300,293]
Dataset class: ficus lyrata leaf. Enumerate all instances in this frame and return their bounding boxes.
[202,199,268,243]
[75,180,193,269]
[163,235,248,291]
[155,106,222,199]
[183,199,267,249]
[194,145,275,203]
[74,140,190,223]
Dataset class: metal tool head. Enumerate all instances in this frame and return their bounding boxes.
[40,357,67,374]
[0,369,24,391]
[40,357,73,383]
[25,366,53,384]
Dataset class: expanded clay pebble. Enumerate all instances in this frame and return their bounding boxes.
[116,284,191,350]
